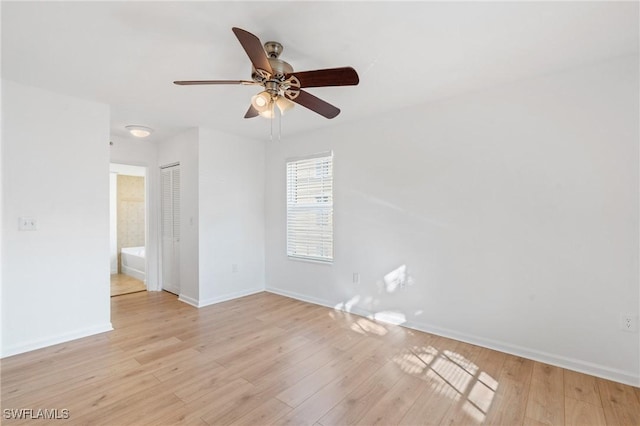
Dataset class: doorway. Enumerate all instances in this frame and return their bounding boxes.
[110,163,147,296]
[161,163,181,295]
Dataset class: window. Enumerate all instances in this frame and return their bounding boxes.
[286,152,333,262]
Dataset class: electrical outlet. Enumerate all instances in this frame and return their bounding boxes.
[352,273,360,284]
[19,217,37,231]
[619,314,638,333]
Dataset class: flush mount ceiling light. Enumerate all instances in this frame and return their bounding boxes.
[125,125,153,138]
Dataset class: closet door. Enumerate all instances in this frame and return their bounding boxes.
[161,165,180,294]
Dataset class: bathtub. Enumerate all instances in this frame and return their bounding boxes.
[121,246,145,282]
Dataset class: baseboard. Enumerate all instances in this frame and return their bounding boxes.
[265,286,640,387]
[177,294,200,307]
[265,286,332,308]
[402,320,639,387]
[179,287,264,308]
[121,265,145,282]
[1,323,114,358]
[163,285,180,295]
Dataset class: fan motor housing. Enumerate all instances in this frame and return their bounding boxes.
[251,41,293,81]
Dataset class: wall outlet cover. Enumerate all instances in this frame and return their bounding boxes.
[19,217,37,231]
[619,314,638,333]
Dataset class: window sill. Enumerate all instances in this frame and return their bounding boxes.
[287,255,333,265]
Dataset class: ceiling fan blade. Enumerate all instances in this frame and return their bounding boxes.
[244,105,259,119]
[232,27,273,76]
[173,80,256,85]
[287,90,340,119]
[286,67,359,88]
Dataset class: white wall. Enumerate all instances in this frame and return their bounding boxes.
[110,136,160,289]
[156,127,265,307]
[1,80,112,357]
[198,128,265,306]
[265,56,640,385]
[157,128,200,304]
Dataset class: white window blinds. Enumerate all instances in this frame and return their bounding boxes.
[286,153,333,262]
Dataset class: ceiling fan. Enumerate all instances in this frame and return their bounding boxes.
[174,27,359,119]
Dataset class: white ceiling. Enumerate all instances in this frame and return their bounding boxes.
[2,1,638,142]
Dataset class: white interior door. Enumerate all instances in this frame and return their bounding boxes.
[161,164,180,294]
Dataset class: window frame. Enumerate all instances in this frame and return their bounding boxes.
[285,151,334,263]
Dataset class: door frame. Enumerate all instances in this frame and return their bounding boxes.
[109,161,153,291]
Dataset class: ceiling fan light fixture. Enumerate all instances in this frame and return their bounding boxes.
[259,109,275,119]
[125,125,153,138]
[251,91,272,112]
[173,28,360,123]
[275,96,295,115]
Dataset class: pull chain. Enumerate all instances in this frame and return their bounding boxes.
[269,99,274,141]
[278,101,282,142]
[267,96,283,142]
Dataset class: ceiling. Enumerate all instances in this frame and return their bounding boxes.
[2,1,638,143]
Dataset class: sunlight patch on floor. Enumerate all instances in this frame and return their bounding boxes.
[391,344,498,423]
[351,317,388,336]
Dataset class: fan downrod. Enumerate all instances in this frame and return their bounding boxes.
[264,41,283,58]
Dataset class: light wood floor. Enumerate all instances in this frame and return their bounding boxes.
[1,291,639,425]
[111,273,146,297]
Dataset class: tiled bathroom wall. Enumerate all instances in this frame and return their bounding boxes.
[117,175,145,270]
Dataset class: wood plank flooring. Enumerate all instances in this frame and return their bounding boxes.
[1,291,639,425]
[111,273,146,297]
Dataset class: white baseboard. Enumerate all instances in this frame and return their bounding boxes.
[122,265,145,282]
[266,286,639,387]
[197,287,264,308]
[402,320,639,387]
[179,287,264,308]
[266,286,340,310]
[163,285,180,295]
[178,294,199,307]
[1,323,114,358]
